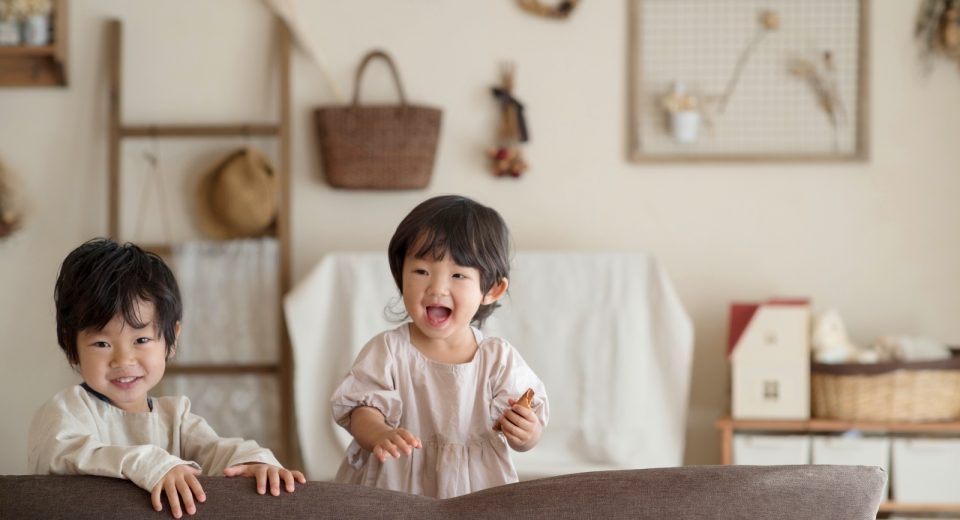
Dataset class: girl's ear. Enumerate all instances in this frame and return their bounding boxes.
[482,278,509,305]
[168,321,181,359]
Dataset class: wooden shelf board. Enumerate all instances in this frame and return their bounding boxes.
[715,416,960,434]
[0,45,57,57]
[879,501,960,513]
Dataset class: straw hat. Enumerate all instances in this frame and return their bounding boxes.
[195,147,278,239]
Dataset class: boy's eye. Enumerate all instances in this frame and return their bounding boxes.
[412,268,428,275]
[135,337,152,345]
[452,273,467,279]
[93,341,109,349]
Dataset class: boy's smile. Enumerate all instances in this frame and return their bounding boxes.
[75,299,178,413]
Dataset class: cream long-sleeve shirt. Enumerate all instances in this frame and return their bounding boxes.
[28,384,281,492]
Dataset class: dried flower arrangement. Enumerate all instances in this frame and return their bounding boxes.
[487,62,529,178]
[517,0,579,20]
[661,83,698,114]
[716,10,780,114]
[0,158,23,240]
[916,0,960,71]
[0,0,52,20]
[789,51,846,150]
[666,10,781,139]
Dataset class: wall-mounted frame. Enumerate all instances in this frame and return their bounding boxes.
[627,0,869,163]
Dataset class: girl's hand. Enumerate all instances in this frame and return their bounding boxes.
[152,464,205,518]
[371,428,422,463]
[223,463,306,496]
[498,398,543,452]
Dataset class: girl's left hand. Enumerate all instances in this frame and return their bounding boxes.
[497,398,543,452]
[223,463,306,496]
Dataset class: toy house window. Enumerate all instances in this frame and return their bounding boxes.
[763,380,779,400]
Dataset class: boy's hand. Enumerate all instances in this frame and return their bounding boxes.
[497,398,543,452]
[152,464,205,519]
[371,428,421,463]
[223,463,306,496]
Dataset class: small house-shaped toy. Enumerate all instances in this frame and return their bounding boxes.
[728,299,811,420]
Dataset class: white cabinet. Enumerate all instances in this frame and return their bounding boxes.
[716,417,960,515]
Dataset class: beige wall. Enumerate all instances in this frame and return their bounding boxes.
[2,0,959,474]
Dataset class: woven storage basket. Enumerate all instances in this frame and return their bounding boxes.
[811,357,960,422]
[314,50,441,190]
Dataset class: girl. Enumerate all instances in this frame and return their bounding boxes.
[331,195,549,498]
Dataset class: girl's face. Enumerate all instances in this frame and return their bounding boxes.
[76,299,178,413]
[402,251,505,349]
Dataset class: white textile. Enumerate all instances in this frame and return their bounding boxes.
[172,238,279,364]
[285,252,693,481]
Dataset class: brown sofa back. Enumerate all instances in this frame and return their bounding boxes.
[1,465,884,519]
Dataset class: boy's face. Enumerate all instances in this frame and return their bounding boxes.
[401,251,505,349]
[76,299,177,413]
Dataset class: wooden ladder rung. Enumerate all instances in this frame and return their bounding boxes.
[166,363,280,375]
[120,124,280,138]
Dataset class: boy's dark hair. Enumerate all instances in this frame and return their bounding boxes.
[388,195,511,326]
[54,238,182,366]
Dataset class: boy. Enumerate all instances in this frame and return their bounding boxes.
[29,238,304,518]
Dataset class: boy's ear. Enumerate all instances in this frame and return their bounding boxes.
[482,278,509,305]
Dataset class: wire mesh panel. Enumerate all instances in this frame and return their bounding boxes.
[629,0,867,161]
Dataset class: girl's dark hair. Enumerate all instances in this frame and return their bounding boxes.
[54,238,182,366]
[388,195,511,326]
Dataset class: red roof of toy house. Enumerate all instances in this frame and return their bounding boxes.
[727,298,809,360]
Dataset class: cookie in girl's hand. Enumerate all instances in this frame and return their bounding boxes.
[493,388,535,431]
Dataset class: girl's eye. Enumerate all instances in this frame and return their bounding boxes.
[93,341,109,349]
[413,268,428,275]
[135,337,152,345]
[452,273,467,279]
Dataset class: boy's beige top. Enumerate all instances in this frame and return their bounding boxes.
[331,324,549,498]
[28,385,281,491]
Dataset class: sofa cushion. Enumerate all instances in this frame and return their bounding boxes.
[0,465,884,519]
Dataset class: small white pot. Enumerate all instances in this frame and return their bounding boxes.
[671,110,700,144]
[22,14,50,46]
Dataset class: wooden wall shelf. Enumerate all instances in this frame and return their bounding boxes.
[0,0,68,87]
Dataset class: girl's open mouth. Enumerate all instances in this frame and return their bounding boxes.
[426,305,452,326]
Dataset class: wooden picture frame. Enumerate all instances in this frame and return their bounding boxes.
[627,0,869,163]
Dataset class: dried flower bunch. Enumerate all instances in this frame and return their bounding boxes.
[0,0,52,20]
[916,0,960,70]
[661,83,698,114]
[715,10,780,114]
[0,159,23,240]
[790,51,846,149]
[487,62,529,178]
[517,0,579,19]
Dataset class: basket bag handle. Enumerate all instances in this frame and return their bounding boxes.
[352,50,409,108]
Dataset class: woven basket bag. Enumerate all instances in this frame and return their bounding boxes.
[314,50,441,190]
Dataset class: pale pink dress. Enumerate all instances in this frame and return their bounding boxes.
[331,323,549,498]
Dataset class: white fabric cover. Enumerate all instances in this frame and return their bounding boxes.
[167,238,281,450]
[172,238,279,364]
[285,252,693,481]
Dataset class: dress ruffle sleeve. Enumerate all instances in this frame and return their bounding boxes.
[330,334,402,431]
[488,339,549,431]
